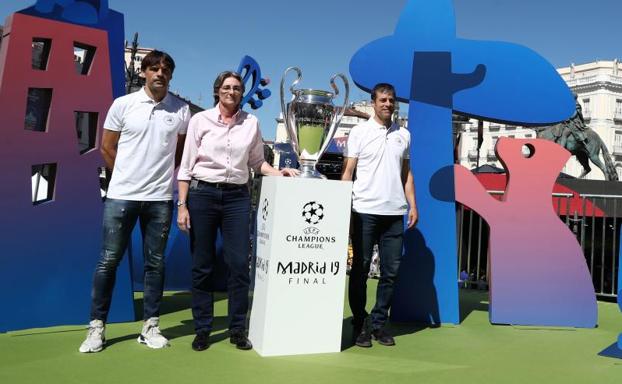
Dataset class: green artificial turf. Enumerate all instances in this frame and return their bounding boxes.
[1,282,621,384]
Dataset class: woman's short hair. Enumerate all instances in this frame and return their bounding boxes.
[140,50,176,73]
[213,71,245,106]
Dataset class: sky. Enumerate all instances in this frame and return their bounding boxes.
[0,0,620,139]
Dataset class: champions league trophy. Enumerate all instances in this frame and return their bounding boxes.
[280,67,349,178]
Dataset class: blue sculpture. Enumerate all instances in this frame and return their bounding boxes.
[0,1,129,332]
[20,0,125,99]
[237,55,272,110]
[349,0,575,324]
[32,0,109,24]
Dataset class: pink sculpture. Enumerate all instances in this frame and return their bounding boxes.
[455,138,597,327]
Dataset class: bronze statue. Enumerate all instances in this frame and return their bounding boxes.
[551,96,587,148]
[534,98,618,181]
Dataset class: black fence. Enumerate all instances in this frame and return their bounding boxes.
[458,193,621,298]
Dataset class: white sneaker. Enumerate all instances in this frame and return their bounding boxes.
[79,320,105,353]
[137,317,169,349]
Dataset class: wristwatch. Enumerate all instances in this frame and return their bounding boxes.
[176,200,186,207]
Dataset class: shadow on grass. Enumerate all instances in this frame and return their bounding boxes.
[10,328,86,337]
[340,289,490,350]
[105,315,231,349]
[133,291,227,319]
[104,325,231,350]
[340,316,432,351]
[459,289,489,322]
[163,315,231,343]
[598,342,622,360]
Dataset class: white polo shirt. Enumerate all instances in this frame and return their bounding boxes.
[104,88,190,201]
[344,118,410,215]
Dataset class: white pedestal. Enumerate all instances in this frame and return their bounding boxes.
[249,177,352,356]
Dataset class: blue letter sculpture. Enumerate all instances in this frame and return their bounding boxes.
[237,55,272,110]
[349,0,575,324]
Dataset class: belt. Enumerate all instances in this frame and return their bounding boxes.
[193,179,245,190]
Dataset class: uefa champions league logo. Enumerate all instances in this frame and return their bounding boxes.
[302,201,324,225]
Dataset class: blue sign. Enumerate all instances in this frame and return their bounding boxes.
[350,0,574,324]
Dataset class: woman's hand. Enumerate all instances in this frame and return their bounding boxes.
[280,167,300,177]
[177,206,191,232]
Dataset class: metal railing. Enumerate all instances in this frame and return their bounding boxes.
[457,193,621,298]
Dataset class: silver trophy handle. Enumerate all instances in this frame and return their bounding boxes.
[281,67,302,136]
[280,67,303,156]
[317,73,350,159]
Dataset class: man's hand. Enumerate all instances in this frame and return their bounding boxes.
[407,207,418,229]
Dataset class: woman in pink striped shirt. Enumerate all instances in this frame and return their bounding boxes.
[177,71,296,352]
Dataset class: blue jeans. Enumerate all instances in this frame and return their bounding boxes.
[90,198,173,322]
[188,182,251,333]
[349,212,404,330]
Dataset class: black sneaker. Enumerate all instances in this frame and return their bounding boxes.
[230,329,252,350]
[192,331,210,351]
[354,327,372,348]
[371,328,395,346]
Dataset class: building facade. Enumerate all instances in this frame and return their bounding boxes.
[456,60,622,180]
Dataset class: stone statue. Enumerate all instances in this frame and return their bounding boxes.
[534,98,619,181]
[551,94,587,148]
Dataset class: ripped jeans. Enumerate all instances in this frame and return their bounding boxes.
[90,198,173,322]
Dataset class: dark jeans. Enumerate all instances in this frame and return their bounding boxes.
[188,182,251,333]
[90,198,173,322]
[349,212,404,330]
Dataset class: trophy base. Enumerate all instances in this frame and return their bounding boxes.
[297,161,327,179]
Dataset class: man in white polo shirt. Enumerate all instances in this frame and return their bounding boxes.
[79,50,190,353]
[342,83,418,348]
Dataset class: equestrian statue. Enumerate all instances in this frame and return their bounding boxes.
[533,94,618,181]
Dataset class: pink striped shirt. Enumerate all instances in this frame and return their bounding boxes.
[177,107,265,184]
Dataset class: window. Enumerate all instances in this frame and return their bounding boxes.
[491,136,499,148]
[32,163,57,205]
[25,88,53,132]
[615,99,622,117]
[73,42,96,75]
[31,38,51,70]
[582,98,591,118]
[75,111,98,154]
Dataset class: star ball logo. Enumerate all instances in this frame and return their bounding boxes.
[302,201,324,225]
[261,198,269,221]
[279,200,340,285]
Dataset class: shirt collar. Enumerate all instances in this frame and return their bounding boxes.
[369,117,398,132]
[137,87,172,106]
[206,105,244,125]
